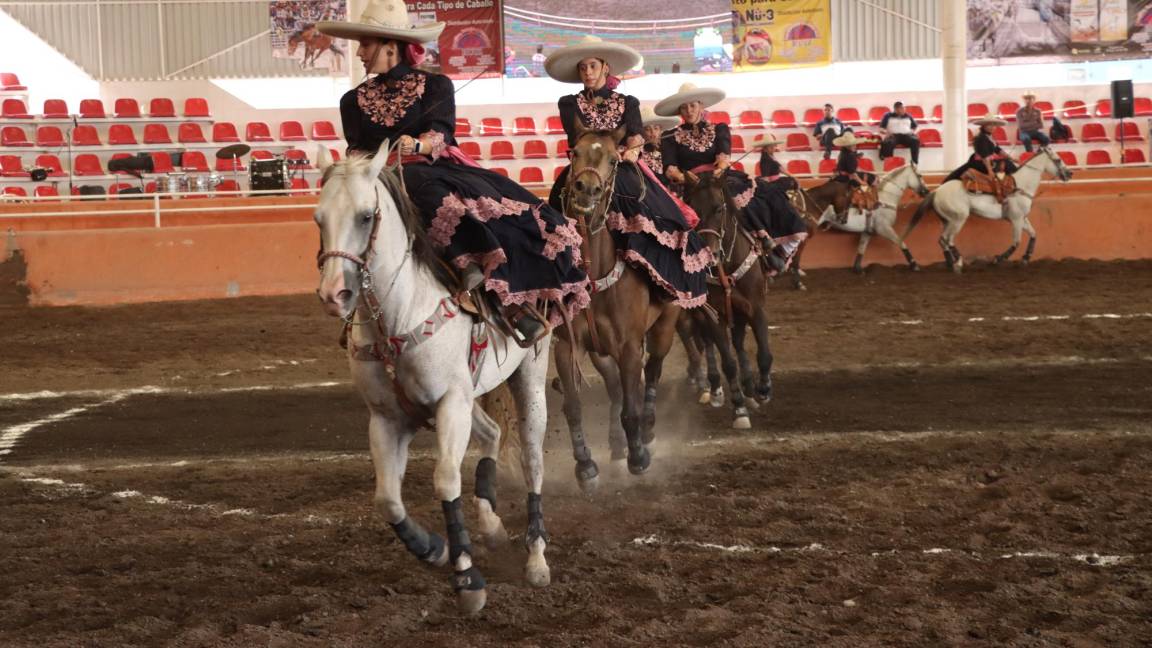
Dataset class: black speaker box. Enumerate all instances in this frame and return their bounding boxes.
[1111,79,1134,119]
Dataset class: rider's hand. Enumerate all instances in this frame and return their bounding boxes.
[715,157,731,172]
[666,167,685,183]
[622,146,641,163]
[397,135,418,155]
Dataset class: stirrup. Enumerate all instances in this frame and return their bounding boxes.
[506,302,551,348]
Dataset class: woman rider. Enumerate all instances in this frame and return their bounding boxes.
[317,0,588,346]
[944,113,1017,183]
[639,106,679,188]
[830,131,875,187]
[656,84,805,273]
[750,132,808,268]
[545,36,709,308]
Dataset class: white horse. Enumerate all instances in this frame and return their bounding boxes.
[816,164,931,273]
[314,141,551,615]
[902,147,1073,272]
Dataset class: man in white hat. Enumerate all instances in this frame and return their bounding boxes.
[1016,92,1049,153]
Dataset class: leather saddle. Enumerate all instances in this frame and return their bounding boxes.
[961,169,1016,203]
[849,185,879,211]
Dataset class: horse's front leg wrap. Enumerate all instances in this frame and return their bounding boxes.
[390,517,446,565]
[442,498,485,592]
[474,456,497,511]
[525,492,549,548]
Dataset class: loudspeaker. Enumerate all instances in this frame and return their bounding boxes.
[1111,79,1134,119]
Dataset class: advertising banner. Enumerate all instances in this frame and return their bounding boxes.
[969,0,1152,63]
[270,0,349,72]
[730,0,831,71]
[407,0,503,79]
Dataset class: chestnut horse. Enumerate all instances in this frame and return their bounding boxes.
[288,24,344,70]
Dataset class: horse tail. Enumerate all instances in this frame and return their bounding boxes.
[902,193,935,242]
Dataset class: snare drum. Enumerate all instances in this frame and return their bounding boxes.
[249,159,289,194]
[191,174,220,195]
[157,172,189,195]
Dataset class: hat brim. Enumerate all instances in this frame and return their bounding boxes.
[544,42,642,83]
[315,20,444,44]
[642,115,680,130]
[973,118,1007,126]
[753,137,784,147]
[832,134,859,147]
[653,88,726,116]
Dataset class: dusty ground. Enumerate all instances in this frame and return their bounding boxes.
[1,260,1150,647]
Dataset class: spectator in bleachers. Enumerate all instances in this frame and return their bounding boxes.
[812,104,850,160]
[878,101,920,165]
[1016,91,1050,152]
[531,45,546,77]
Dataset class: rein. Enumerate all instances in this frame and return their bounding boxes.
[691,177,760,323]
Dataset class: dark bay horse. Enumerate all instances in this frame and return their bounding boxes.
[553,124,682,492]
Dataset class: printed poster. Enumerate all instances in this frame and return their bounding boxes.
[270,0,349,72]
[730,0,831,71]
[407,0,503,79]
[969,0,1152,63]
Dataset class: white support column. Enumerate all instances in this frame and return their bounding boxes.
[940,0,967,169]
[347,0,368,87]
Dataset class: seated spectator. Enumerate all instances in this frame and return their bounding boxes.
[1016,91,1050,152]
[878,101,920,165]
[812,103,850,160]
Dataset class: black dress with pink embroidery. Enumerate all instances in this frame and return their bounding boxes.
[340,63,588,324]
[547,86,709,308]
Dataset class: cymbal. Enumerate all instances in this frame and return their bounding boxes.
[215,143,252,159]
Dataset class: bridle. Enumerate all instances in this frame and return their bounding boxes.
[564,135,621,236]
[689,174,760,321]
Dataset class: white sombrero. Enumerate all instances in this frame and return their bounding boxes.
[1022,90,1038,99]
[654,83,726,116]
[972,113,1007,126]
[752,132,784,147]
[832,131,863,147]
[640,107,680,130]
[316,0,444,44]
[544,36,642,84]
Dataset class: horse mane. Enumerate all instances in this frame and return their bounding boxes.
[323,156,457,289]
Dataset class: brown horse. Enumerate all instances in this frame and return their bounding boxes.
[786,178,854,285]
[288,24,344,71]
[680,172,775,427]
[553,124,682,491]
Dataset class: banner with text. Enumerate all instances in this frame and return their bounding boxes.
[730,0,831,71]
[407,0,503,79]
[968,0,1152,63]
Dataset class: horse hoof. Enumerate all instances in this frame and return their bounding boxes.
[575,459,599,487]
[909,262,921,272]
[1021,258,1031,266]
[795,282,808,291]
[745,398,760,411]
[474,498,509,550]
[852,265,864,275]
[456,587,487,615]
[525,555,551,588]
[710,387,725,408]
[732,416,752,430]
[627,447,651,475]
[756,390,772,404]
[797,269,808,277]
[424,533,449,568]
[697,390,711,405]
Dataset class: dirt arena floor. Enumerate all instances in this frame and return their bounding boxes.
[2,260,1150,647]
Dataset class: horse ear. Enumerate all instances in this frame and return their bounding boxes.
[369,139,390,177]
[316,145,334,174]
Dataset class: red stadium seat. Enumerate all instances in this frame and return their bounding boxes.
[108,124,137,145]
[1121,148,1146,164]
[519,166,544,184]
[109,182,135,197]
[513,117,537,135]
[858,157,875,173]
[79,99,106,119]
[251,150,275,160]
[150,152,175,174]
[35,126,64,147]
[707,111,730,125]
[1085,149,1112,166]
[1080,122,1109,142]
[1057,150,1078,167]
[0,72,27,91]
[739,110,765,129]
[523,139,548,159]
[1116,121,1144,142]
[109,153,134,173]
[966,102,989,121]
[35,154,65,176]
[1093,99,1113,118]
[818,158,837,174]
[278,121,306,141]
[867,106,888,125]
[837,107,862,126]
[459,140,482,159]
[991,126,1009,146]
[143,123,172,144]
[488,140,514,160]
[216,156,245,172]
[311,120,339,140]
[731,134,745,154]
[1034,101,1055,119]
[1135,97,1152,117]
[74,153,104,176]
[1062,100,1089,119]
[919,128,942,148]
[731,161,745,173]
[854,129,879,150]
[149,97,176,118]
[34,185,60,199]
[997,101,1020,121]
[801,108,824,127]
[42,99,69,118]
[554,166,566,181]
[555,139,570,158]
[545,116,565,135]
[930,105,943,122]
[905,105,926,122]
[245,121,274,142]
[212,122,241,143]
[489,167,509,177]
[3,186,27,197]
[180,151,210,172]
[883,156,906,172]
[1,126,32,147]
[290,178,310,191]
[2,98,31,118]
[0,154,22,176]
[285,148,311,168]
[785,132,811,151]
[479,117,503,136]
[178,123,206,143]
[184,98,211,117]
[328,148,341,162]
[216,180,241,193]
[455,118,471,137]
[74,125,101,146]
[114,98,141,118]
[770,109,797,128]
[786,159,812,175]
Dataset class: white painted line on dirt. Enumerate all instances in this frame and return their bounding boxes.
[0,390,150,460]
[0,381,349,403]
[633,535,1137,567]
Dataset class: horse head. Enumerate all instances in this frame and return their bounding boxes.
[1036,146,1073,182]
[566,121,626,222]
[287,31,304,55]
[682,171,732,258]
[906,164,930,197]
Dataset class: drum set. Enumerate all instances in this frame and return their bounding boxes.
[154,144,301,198]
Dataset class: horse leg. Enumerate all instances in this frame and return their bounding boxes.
[619,341,651,475]
[507,353,551,588]
[699,314,751,430]
[730,312,758,408]
[470,404,508,550]
[994,212,1023,265]
[1021,217,1037,264]
[853,232,872,274]
[875,218,919,271]
[791,237,808,291]
[749,305,775,404]
[553,333,599,492]
[434,386,487,614]
[588,352,626,462]
[371,411,447,567]
[640,305,681,445]
[675,313,707,397]
[703,335,724,407]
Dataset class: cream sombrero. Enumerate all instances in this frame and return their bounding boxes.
[316,0,444,44]
[640,107,680,130]
[973,113,1007,126]
[544,36,642,84]
[1022,90,1038,99]
[832,131,863,147]
[752,133,784,147]
[654,83,726,117]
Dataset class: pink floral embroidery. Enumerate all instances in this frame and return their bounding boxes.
[606,211,713,272]
[732,185,754,209]
[620,250,708,309]
[530,204,585,262]
[575,92,627,131]
[357,73,426,128]
[430,194,532,249]
[420,130,446,158]
[480,275,592,326]
[674,123,716,153]
[641,148,663,175]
